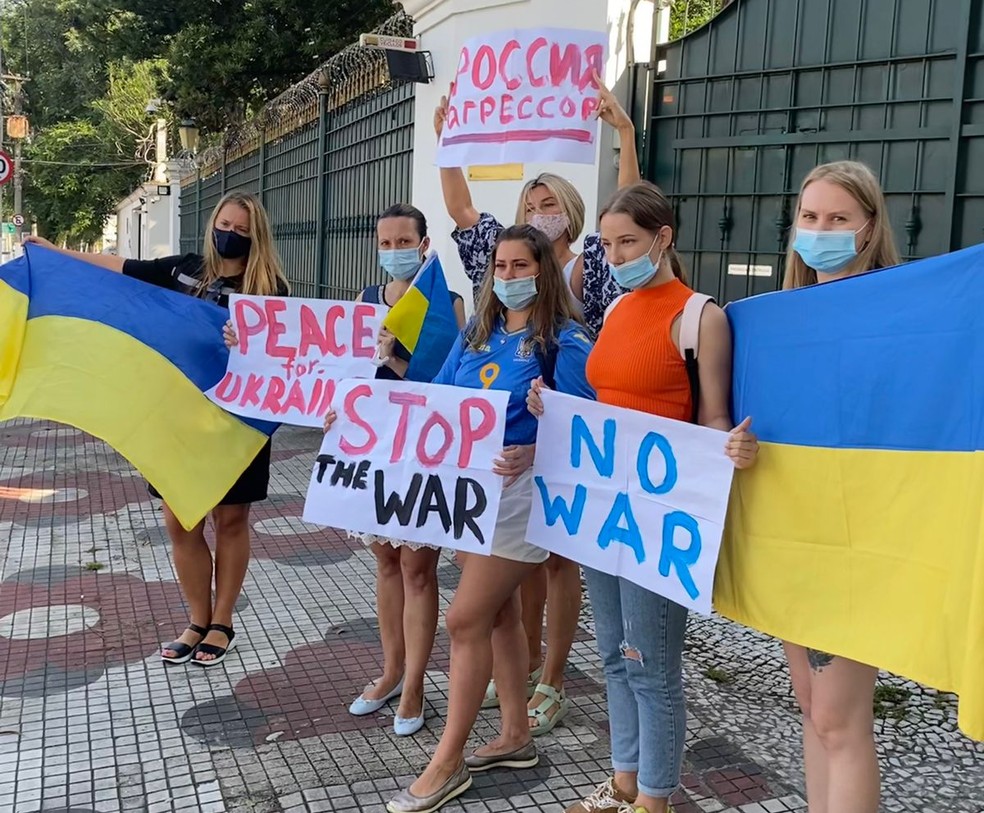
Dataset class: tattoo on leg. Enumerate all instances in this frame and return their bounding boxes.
[807,649,835,672]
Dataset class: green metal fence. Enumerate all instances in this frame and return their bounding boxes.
[634,0,982,303]
[180,12,415,300]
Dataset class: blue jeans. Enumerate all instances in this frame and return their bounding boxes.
[584,566,688,798]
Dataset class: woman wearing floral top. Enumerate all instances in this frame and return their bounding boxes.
[432,72,641,738]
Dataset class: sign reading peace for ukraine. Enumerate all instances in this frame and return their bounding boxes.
[525,391,735,613]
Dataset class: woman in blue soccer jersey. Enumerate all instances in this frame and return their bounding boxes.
[27,191,289,669]
[327,224,594,812]
[310,204,465,737]
[433,71,637,738]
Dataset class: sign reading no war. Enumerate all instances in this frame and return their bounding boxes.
[526,391,735,614]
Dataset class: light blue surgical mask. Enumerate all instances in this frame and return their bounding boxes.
[793,222,868,275]
[379,246,423,280]
[610,235,663,290]
[493,275,538,310]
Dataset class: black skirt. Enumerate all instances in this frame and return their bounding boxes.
[147,439,272,506]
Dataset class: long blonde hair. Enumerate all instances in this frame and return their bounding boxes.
[783,161,900,290]
[469,225,579,352]
[201,191,289,296]
[514,173,585,244]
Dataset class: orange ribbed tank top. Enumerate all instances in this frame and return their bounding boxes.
[586,278,694,421]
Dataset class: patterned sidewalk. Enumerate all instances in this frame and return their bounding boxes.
[0,419,981,813]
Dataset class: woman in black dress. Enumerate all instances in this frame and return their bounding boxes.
[26,190,289,667]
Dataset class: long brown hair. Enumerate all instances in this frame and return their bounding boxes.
[600,181,688,282]
[201,191,289,296]
[468,225,579,351]
[783,161,900,290]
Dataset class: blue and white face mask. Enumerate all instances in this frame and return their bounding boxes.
[493,275,539,310]
[379,245,423,280]
[610,235,663,290]
[793,221,869,275]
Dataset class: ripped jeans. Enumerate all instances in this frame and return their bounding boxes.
[584,567,688,798]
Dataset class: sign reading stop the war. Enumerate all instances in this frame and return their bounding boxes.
[303,379,509,555]
[0,150,13,187]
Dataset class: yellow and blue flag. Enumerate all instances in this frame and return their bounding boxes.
[716,242,984,741]
[0,245,274,531]
[383,253,460,382]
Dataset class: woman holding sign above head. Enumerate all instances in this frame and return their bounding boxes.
[433,70,638,740]
[527,181,758,813]
[771,161,900,813]
[26,191,289,668]
[337,203,466,737]
[324,224,594,813]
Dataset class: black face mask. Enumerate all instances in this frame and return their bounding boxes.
[213,228,252,260]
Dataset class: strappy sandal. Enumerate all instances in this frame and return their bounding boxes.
[482,665,543,709]
[160,623,208,665]
[190,624,237,667]
[528,683,569,736]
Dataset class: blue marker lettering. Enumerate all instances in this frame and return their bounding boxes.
[658,511,701,599]
[597,492,645,564]
[571,415,616,478]
[534,476,587,535]
[637,432,678,495]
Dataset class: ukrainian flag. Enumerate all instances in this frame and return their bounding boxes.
[0,245,273,531]
[716,242,984,742]
[383,253,460,382]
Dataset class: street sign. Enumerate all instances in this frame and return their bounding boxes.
[0,150,12,186]
[12,214,24,228]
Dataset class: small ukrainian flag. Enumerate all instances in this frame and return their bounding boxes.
[383,253,460,382]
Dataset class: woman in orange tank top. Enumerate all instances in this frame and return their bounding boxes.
[529,181,757,813]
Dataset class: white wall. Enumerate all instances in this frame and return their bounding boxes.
[401,0,638,302]
[114,170,182,260]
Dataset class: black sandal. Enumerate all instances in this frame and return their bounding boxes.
[160,623,208,665]
[190,624,237,667]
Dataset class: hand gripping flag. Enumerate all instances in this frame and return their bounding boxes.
[717,242,984,742]
[381,253,460,382]
[0,245,274,530]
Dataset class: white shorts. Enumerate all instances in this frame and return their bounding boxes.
[490,469,549,564]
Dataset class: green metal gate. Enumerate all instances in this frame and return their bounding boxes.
[636,0,982,302]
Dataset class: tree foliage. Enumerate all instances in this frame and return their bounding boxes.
[669,0,729,40]
[0,0,397,242]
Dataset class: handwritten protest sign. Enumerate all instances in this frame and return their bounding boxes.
[526,391,734,614]
[303,379,509,554]
[206,295,383,427]
[436,27,606,167]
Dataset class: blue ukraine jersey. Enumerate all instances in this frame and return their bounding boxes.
[433,319,595,446]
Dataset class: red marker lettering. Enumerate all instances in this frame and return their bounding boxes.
[351,304,376,358]
[527,37,548,87]
[213,372,242,403]
[549,42,581,87]
[416,412,454,467]
[340,384,378,455]
[501,93,515,125]
[517,96,534,120]
[298,304,330,357]
[261,376,287,414]
[458,397,497,468]
[480,97,496,124]
[537,96,556,118]
[389,391,428,463]
[264,299,294,360]
[472,44,497,91]
[240,374,265,408]
[499,40,521,91]
[234,299,266,354]
[282,379,308,415]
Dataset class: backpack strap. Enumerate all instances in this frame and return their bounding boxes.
[679,293,714,424]
[603,293,627,323]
